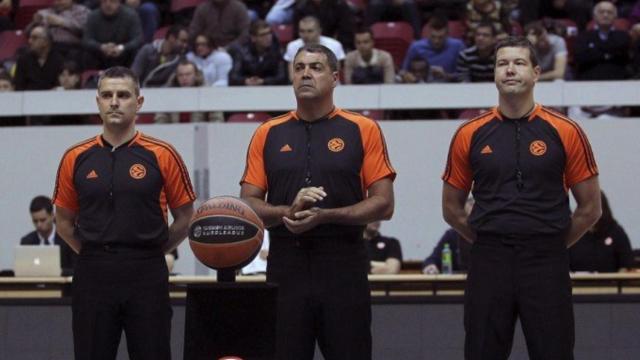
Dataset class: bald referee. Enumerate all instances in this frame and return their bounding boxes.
[442,37,601,359]
[53,67,195,360]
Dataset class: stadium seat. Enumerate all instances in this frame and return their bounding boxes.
[170,0,205,13]
[587,18,631,31]
[347,0,367,12]
[81,69,100,88]
[356,109,385,120]
[421,20,467,39]
[0,30,27,62]
[14,0,54,30]
[555,18,579,64]
[458,108,486,119]
[272,24,293,49]
[136,113,155,124]
[227,112,271,123]
[371,21,414,68]
[153,26,169,40]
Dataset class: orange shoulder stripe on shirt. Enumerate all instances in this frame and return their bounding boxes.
[52,136,99,203]
[138,134,197,200]
[240,112,294,184]
[443,110,496,181]
[539,107,598,173]
[336,109,396,174]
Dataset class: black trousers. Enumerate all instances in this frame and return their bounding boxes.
[72,245,172,360]
[464,233,575,360]
[267,235,372,360]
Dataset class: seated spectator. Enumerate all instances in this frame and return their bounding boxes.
[570,192,634,273]
[21,195,76,275]
[401,15,465,82]
[0,73,24,126]
[14,25,65,91]
[0,0,11,32]
[631,0,640,25]
[525,20,568,80]
[397,56,432,83]
[53,61,89,124]
[154,59,224,123]
[189,0,250,49]
[293,0,355,50]
[124,0,160,43]
[131,25,190,87]
[186,34,233,86]
[82,0,143,69]
[0,72,12,91]
[57,61,82,90]
[228,20,287,86]
[456,21,496,82]
[344,27,395,84]
[283,16,346,80]
[630,23,640,78]
[364,221,402,274]
[28,0,90,60]
[538,0,592,31]
[423,197,474,274]
[364,0,422,39]
[574,1,630,80]
[465,0,510,42]
[265,0,295,25]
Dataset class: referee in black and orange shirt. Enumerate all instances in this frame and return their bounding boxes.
[240,44,396,360]
[442,37,601,360]
[53,67,195,360]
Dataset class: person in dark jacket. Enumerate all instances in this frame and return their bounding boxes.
[82,0,143,69]
[228,20,287,86]
[574,1,630,80]
[131,25,189,87]
[20,195,76,275]
[570,191,634,272]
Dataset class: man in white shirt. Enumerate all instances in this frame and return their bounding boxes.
[283,16,345,81]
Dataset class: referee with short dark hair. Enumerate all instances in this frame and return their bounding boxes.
[53,67,195,360]
[442,37,601,360]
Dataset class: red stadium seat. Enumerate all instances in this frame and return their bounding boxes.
[347,0,367,12]
[555,18,579,64]
[153,26,169,40]
[14,0,54,30]
[227,112,271,123]
[356,109,385,120]
[81,69,100,88]
[458,108,486,120]
[421,20,467,39]
[272,24,293,48]
[371,21,414,68]
[170,0,205,13]
[0,30,27,62]
[587,18,631,31]
[136,113,155,124]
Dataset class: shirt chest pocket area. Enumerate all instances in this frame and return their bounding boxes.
[114,161,162,197]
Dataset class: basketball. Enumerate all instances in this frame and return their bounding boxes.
[188,196,264,270]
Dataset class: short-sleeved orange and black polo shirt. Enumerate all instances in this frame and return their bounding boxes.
[53,131,196,247]
[241,108,396,238]
[443,104,598,236]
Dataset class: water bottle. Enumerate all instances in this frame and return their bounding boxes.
[441,243,453,274]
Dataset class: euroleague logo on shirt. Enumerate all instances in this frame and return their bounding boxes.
[328,138,345,152]
[129,164,147,179]
[529,140,547,156]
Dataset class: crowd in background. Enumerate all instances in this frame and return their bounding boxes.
[1,0,640,123]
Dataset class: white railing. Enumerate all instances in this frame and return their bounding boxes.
[0,81,639,117]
